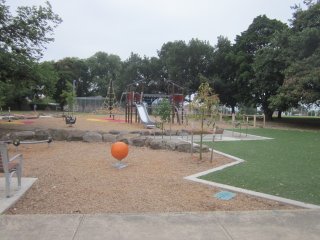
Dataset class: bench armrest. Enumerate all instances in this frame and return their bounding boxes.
[9,153,23,164]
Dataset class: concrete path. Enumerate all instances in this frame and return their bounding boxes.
[155,130,272,142]
[0,210,319,240]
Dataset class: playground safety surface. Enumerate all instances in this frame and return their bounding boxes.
[1,113,297,214]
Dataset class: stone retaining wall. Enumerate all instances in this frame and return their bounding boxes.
[0,129,209,153]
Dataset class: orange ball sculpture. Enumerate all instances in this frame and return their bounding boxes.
[111,141,129,161]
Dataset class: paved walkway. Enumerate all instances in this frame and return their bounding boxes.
[155,130,272,142]
[1,210,319,240]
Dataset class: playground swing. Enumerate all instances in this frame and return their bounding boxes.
[65,115,76,126]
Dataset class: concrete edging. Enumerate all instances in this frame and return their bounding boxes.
[0,178,38,214]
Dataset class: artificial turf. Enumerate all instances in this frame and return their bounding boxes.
[201,128,320,205]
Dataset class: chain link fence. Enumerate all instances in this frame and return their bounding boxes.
[75,96,105,113]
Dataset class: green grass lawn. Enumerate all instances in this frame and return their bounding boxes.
[201,128,320,205]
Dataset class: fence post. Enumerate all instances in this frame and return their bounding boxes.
[253,115,256,128]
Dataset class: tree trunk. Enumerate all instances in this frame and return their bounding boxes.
[277,111,282,119]
[264,109,273,121]
[231,105,235,114]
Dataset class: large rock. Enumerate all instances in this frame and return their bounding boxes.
[116,133,139,145]
[177,130,189,137]
[140,130,151,136]
[102,133,117,143]
[165,130,177,136]
[115,136,130,145]
[193,144,210,153]
[176,142,192,153]
[83,132,102,142]
[34,129,51,140]
[10,131,35,140]
[49,129,69,141]
[144,137,153,147]
[67,130,86,141]
[109,130,121,135]
[131,137,147,147]
[154,130,165,136]
[129,130,142,134]
[165,139,182,151]
[149,139,166,149]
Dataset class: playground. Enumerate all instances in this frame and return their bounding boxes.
[0,110,299,214]
[1,80,317,213]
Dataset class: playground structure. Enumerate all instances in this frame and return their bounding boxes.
[135,103,156,128]
[64,80,77,126]
[124,79,186,128]
[172,94,184,125]
[99,79,118,117]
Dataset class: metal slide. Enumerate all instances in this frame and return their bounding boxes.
[136,104,156,128]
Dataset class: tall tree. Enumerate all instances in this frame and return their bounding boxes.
[31,61,59,103]
[0,0,61,60]
[273,1,320,108]
[234,15,288,119]
[186,39,214,93]
[87,52,122,96]
[54,58,81,108]
[212,36,238,113]
[158,40,189,88]
[0,0,61,108]
[118,53,144,95]
[252,47,287,118]
[158,39,214,95]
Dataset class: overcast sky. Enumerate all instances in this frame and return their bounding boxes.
[8,0,301,61]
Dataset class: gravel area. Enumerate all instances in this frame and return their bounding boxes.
[1,113,296,214]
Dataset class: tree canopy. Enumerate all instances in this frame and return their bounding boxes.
[1,0,319,119]
[0,0,61,108]
[273,1,320,109]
